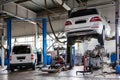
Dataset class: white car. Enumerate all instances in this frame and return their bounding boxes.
[10,44,37,71]
[65,8,111,45]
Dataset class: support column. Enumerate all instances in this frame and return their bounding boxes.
[115,0,119,64]
[67,37,70,63]
[34,23,37,48]
[6,18,12,68]
[42,18,47,66]
[72,46,75,66]
[67,37,73,68]
[1,34,4,67]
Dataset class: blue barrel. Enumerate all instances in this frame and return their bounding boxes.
[116,65,120,74]
[47,55,52,65]
[0,59,8,65]
[110,54,117,63]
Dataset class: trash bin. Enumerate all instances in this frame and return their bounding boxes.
[47,54,52,65]
[116,65,120,74]
[110,53,117,63]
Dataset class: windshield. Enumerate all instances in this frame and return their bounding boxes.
[12,45,31,54]
[69,8,98,18]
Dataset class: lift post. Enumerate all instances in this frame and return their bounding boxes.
[115,0,119,65]
[42,18,47,66]
[6,18,48,67]
[71,46,75,66]
[66,37,75,69]
[1,33,4,67]
[6,18,12,68]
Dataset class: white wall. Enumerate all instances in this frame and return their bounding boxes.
[75,39,115,55]
[11,19,66,37]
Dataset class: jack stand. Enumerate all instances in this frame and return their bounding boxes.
[76,41,92,75]
[76,55,92,75]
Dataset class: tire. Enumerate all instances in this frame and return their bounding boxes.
[10,68,14,72]
[32,63,36,70]
[98,29,105,46]
[10,65,14,72]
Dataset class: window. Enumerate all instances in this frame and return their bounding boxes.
[69,8,98,18]
[12,45,31,54]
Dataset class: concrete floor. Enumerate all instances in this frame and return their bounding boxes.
[0,66,119,80]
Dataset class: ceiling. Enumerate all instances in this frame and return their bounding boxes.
[14,0,115,18]
[0,0,68,16]
[16,0,56,12]
[0,0,115,14]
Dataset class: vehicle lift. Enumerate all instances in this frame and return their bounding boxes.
[75,41,93,75]
[4,17,64,73]
[76,0,120,74]
[39,19,66,73]
[113,0,120,73]
[4,18,49,71]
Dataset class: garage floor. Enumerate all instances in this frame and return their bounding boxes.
[0,66,119,80]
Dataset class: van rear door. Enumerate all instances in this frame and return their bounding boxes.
[10,45,33,64]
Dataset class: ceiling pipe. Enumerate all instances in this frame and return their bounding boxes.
[15,0,32,3]
[0,0,28,5]
[55,0,71,10]
[75,0,88,6]
[87,0,114,7]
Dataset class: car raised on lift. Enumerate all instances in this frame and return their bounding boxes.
[65,8,111,45]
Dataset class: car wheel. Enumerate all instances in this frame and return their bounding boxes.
[98,29,105,46]
[10,65,14,72]
[10,68,14,72]
[32,63,36,70]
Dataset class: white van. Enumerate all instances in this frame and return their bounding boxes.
[10,44,37,71]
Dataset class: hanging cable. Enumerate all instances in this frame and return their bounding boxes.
[51,0,58,6]
[30,0,59,16]
[75,0,88,7]
[36,22,57,42]
[44,0,65,43]
[37,22,65,51]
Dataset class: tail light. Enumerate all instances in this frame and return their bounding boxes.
[10,56,12,61]
[90,16,101,22]
[65,21,72,26]
[31,54,34,60]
